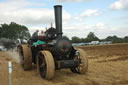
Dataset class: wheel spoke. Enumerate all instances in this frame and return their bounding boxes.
[78,66,80,72]
[79,63,82,67]
[40,63,46,68]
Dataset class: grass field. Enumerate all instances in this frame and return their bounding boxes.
[0,43,128,85]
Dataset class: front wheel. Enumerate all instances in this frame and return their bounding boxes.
[70,48,88,74]
[36,50,55,80]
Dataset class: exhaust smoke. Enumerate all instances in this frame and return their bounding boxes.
[7,49,21,63]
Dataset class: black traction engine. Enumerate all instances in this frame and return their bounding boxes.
[18,5,88,80]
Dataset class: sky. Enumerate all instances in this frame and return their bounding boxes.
[0,0,128,39]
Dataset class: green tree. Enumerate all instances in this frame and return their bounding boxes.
[71,36,81,43]
[0,22,30,41]
[124,36,128,42]
[85,32,99,42]
[105,35,124,43]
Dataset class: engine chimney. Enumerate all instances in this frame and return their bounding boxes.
[54,5,63,38]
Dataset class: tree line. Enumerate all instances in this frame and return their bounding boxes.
[71,32,128,43]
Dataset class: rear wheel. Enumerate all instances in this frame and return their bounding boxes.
[36,50,55,80]
[70,48,88,74]
[18,44,32,70]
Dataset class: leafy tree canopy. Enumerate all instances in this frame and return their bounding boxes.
[71,32,128,43]
[72,36,81,43]
[85,32,99,42]
[0,22,31,41]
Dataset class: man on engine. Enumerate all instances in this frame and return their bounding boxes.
[32,30,39,41]
[38,30,45,40]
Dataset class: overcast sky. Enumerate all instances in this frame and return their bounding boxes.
[0,0,128,39]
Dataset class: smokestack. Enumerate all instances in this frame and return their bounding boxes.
[54,5,63,38]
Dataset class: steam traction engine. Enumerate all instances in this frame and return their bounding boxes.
[18,5,88,80]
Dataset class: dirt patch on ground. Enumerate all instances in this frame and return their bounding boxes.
[0,43,128,85]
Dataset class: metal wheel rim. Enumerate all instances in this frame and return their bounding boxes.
[75,52,83,73]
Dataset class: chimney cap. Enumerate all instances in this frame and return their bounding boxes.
[54,5,62,7]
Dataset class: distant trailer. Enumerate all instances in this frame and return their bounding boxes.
[100,41,112,45]
[90,41,100,45]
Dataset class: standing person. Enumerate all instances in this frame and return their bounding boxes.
[41,30,45,36]
[32,30,39,41]
[38,30,45,40]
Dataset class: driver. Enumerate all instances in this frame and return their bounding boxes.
[32,30,39,41]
